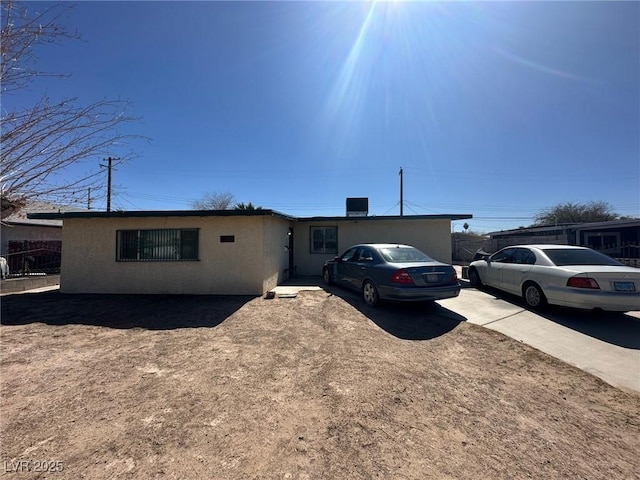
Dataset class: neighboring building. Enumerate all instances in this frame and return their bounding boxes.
[487,219,640,260]
[1,202,65,274]
[451,232,491,264]
[28,209,472,295]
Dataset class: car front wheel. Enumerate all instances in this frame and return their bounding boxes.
[523,282,547,310]
[322,267,332,285]
[362,280,379,307]
[468,268,482,287]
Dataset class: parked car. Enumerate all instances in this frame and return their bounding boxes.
[0,257,8,279]
[322,243,460,306]
[468,244,640,312]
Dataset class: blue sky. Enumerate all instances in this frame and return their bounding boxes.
[11,1,640,233]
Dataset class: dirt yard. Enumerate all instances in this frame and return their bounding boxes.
[1,287,639,479]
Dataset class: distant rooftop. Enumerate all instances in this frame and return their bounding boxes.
[2,201,85,228]
[488,218,640,236]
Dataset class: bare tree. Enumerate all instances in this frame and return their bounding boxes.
[1,1,77,92]
[1,1,145,218]
[192,192,236,210]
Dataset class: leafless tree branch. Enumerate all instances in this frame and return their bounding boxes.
[0,1,148,218]
[192,192,236,210]
[1,1,78,93]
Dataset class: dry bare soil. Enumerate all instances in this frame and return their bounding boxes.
[1,287,639,479]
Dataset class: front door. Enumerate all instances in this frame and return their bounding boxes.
[500,248,535,294]
[288,227,294,278]
[486,248,517,287]
[335,247,359,287]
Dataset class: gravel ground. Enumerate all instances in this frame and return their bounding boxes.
[1,289,639,479]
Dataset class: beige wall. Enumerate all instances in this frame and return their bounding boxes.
[292,218,453,276]
[61,215,290,295]
[59,214,453,293]
[261,217,293,292]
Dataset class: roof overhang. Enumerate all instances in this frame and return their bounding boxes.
[2,219,62,228]
[297,214,473,222]
[28,209,297,221]
[28,210,472,223]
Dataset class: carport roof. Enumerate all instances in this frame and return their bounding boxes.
[28,209,472,222]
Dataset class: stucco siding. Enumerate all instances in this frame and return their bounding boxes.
[293,219,452,276]
[55,212,457,293]
[61,216,267,294]
[261,217,294,293]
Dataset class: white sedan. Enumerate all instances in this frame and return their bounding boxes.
[468,245,640,313]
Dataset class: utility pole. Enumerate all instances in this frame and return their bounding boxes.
[100,157,117,212]
[106,157,112,212]
[87,187,91,210]
[399,167,404,217]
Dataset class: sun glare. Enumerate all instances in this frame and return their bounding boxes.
[319,1,442,162]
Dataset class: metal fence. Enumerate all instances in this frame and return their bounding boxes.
[608,242,639,268]
[4,241,62,277]
[616,257,640,268]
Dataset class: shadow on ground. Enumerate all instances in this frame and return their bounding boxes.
[1,291,256,330]
[469,283,640,349]
[314,280,466,341]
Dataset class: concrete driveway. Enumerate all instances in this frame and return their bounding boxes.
[437,281,640,393]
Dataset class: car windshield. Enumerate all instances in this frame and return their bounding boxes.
[541,248,623,267]
[379,247,433,263]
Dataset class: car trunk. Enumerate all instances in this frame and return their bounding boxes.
[563,265,640,294]
[395,264,457,287]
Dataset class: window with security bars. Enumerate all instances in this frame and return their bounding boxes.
[310,226,338,254]
[116,229,199,261]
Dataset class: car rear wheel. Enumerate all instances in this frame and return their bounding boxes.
[362,280,379,307]
[322,267,332,285]
[468,268,482,287]
[523,282,547,310]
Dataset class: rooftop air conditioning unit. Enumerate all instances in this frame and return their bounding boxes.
[346,197,368,217]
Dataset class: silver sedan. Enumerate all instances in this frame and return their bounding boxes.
[468,244,640,313]
[322,243,460,307]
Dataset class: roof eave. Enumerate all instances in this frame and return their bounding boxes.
[28,210,472,222]
[28,209,297,221]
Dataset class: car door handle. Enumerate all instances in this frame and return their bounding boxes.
[360,267,367,270]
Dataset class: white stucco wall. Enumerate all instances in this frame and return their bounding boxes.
[293,218,453,276]
[60,215,288,295]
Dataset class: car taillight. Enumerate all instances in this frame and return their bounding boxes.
[391,269,415,285]
[567,277,600,289]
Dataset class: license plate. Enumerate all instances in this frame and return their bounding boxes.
[614,282,636,292]
[424,273,439,283]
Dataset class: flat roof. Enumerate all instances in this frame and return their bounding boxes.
[28,209,297,221]
[488,218,640,236]
[28,209,472,222]
[297,214,473,222]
